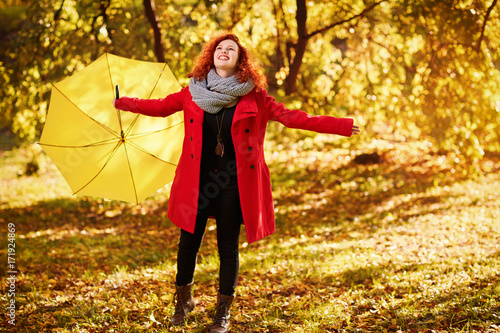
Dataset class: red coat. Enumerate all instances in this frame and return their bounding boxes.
[115,87,353,243]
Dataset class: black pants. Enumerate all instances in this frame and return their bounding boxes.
[175,179,242,296]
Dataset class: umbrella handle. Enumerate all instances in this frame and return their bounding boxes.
[115,84,123,132]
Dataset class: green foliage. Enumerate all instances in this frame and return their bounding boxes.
[1,0,499,164]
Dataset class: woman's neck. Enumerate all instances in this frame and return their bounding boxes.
[215,68,235,78]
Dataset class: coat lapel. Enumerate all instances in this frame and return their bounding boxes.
[185,94,204,124]
[233,91,258,124]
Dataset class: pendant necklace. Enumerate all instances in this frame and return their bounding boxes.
[215,109,226,157]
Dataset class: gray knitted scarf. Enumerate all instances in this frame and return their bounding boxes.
[189,68,255,114]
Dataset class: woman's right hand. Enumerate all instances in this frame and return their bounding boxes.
[112,96,141,114]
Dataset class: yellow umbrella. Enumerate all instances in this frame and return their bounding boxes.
[39,53,184,204]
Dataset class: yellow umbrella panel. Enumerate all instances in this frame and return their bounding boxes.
[39,53,184,204]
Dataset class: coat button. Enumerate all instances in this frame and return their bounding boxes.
[248,147,252,151]
[245,129,250,133]
[191,154,194,159]
[190,137,193,141]
[250,164,255,169]
[190,119,194,123]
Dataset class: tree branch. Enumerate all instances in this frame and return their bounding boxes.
[283,0,387,94]
[54,0,65,21]
[272,0,285,69]
[476,0,498,51]
[143,0,165,62]
[307,0,388,39]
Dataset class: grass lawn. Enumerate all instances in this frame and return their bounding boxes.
[1,134,499,332]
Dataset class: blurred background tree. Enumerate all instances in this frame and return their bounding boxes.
[1,0,499,167]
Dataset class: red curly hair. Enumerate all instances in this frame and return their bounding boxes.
[188,32,267,90]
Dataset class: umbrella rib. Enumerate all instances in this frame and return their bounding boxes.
[122,142,139,204]
[107,53,124,135]
[126,140,178,167]
[126,121,183,140]
[122,63,169,137]
[124,114,141,137]
[51,84,120,138]
[39,138,119,149]
[73,141,122,196]
[147,63,168,99]
[52,85,119,138]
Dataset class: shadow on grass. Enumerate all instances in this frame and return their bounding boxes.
[270,151,475,238]
[1,197,181,280]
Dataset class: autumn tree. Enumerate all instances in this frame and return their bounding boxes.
[1,0,499,166]
[262,0,500,163]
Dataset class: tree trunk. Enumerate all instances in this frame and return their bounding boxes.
[283,0,387,95]
[284,0,308,95]
[143,0,165,62]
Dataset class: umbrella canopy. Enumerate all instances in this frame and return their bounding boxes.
[39,53,184,204]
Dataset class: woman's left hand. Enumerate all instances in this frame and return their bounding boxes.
[352,125,360,135]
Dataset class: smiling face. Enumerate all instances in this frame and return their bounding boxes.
[213,39,239,77]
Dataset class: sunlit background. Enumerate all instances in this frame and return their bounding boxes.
[1,0,499,164]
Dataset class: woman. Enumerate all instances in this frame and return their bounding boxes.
[114,32,360,332]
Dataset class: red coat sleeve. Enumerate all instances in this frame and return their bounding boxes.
[114,87,187,117]
[261,89,353,137]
